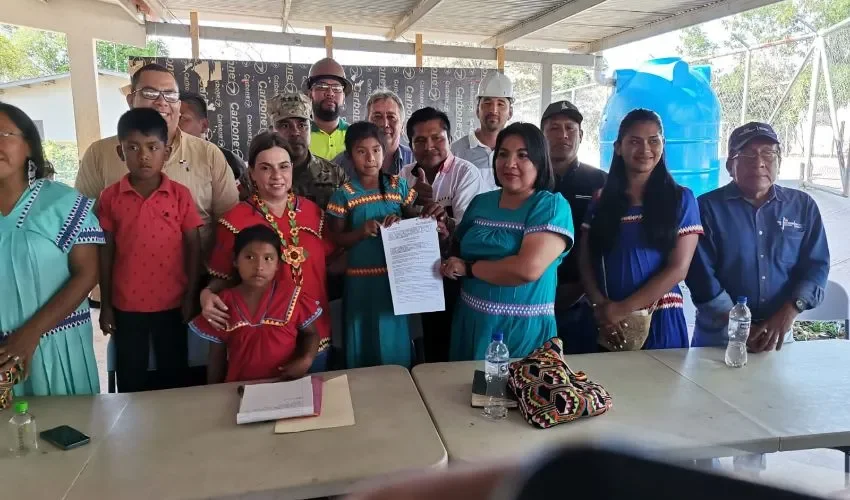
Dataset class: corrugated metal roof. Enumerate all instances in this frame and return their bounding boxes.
[137,0,780,53]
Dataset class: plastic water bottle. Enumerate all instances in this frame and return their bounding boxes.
[725,297,752,368]
[483,332,510,420]
[8,401,38,457]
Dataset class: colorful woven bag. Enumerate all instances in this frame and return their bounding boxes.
[508,337,613,429]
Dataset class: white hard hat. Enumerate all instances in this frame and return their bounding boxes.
[478,72,514,102]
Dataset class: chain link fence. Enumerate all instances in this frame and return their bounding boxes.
[542,17,849,195]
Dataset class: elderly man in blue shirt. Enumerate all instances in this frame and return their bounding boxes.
[687,122,830,474]
[687,122,830,353]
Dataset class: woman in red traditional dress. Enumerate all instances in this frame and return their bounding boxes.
[200,131,334,372]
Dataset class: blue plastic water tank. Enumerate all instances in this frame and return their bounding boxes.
[599,57,721,196]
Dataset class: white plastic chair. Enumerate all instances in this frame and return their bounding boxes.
[795,280,850,338]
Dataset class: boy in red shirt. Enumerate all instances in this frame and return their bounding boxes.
[98,108,203,392]
[189,224,321,383]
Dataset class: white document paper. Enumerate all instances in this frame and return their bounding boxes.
[381,217,446,315]
[237,376,314,425]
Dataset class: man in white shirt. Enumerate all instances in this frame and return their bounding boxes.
[401,107,483,227]
[450,72,514,191]
[402,107,483,363]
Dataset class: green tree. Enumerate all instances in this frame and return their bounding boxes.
[1,25,168,82]
[96,39,169,73]
[678,0,850,132]
[677,26,718,59]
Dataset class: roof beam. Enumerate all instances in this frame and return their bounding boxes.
[386,0,443,40]
[583,0,783,54]
[281,0,292,31]
[147,21,597,67]
[481,0,606,48]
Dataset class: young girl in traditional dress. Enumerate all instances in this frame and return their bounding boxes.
[190,224,322,383]
[326,122,445,368]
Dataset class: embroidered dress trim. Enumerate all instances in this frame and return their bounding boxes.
[56,195,94,252]
[524,224,573,240]
[346,266,388,277]
[220,218,239,234]
[348,192,403,209]
[16,179,44,228]
[461,290,554,317]
[76,229,106,245]
[207,268,232,280]
[1,309,91,339]
[189,323,224,344]
[326,202,346,217]
[342,183,356,195]
[647,292,684,310]
[318,337,331,352]
[299,304,323,329]
[678,224,704,236]
[402,188,416,206]
[472,218,525,231]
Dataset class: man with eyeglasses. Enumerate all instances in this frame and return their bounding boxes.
[75,63,239,388]
[305,58,353,161]
[76,63,239,255]
[687,122,830,353]
[333,89,413,178]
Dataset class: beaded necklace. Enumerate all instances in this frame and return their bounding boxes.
[252,193,308,285]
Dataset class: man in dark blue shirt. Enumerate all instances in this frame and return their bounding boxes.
[686,122,829,352]
[543,101,608,353]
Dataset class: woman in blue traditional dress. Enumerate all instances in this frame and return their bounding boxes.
[442,122,574,361]
[579,109,702,350]
[326,122,445,368]
[0,103,104,396]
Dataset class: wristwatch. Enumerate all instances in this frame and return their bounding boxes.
[793,298,807,313]
[465,260,475,279]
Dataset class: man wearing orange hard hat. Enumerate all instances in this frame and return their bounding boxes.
[304,58,353,161]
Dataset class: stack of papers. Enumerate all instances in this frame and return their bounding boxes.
[237,376,323,425]
[274,375,356,434]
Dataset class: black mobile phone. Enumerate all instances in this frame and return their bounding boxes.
[40,425,91,450]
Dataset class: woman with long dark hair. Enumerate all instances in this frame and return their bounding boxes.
[0,102,104,396]
[579,109,702,350]
[442,122,574,360]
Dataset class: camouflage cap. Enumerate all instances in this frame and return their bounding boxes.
[269,92,313,124]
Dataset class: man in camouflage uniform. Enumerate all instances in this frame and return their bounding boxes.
[268,92,349,210]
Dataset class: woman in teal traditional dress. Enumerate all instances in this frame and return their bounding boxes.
[442,123,574,361]
[0,103,103,396]
[326,122,445,368]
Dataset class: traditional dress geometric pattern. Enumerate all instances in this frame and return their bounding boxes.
[508,337,613,429]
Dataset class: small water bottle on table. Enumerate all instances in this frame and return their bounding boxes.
[483,332,510,420]
[8,400,38,457]
[725,296,752,368]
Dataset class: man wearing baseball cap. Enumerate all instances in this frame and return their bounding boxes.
[541,100,608,354]
[305,57,353,161]
[268,92,349,211]
[687,121,829,353]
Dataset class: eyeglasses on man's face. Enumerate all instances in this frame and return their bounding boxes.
[312,83,345,95]
[133,87,180,103]
[731,149,780,164]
